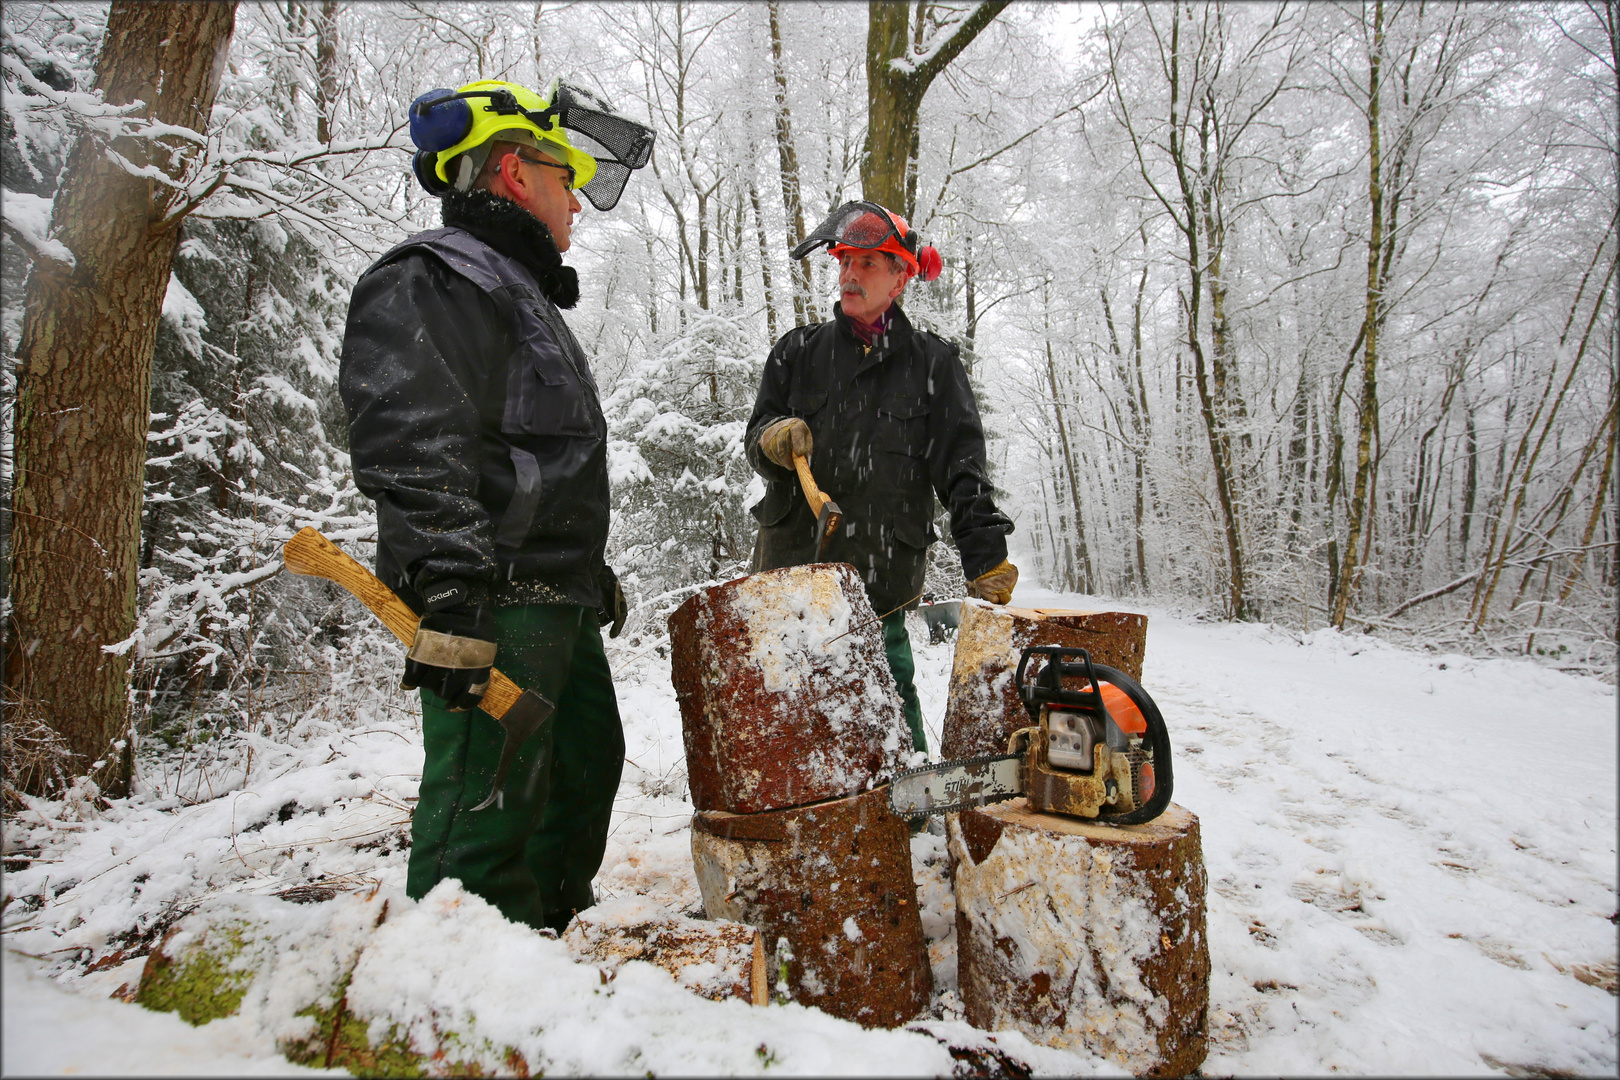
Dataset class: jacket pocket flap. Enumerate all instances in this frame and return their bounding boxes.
[893,516,929,550]
[878,396,927,421]
[789,389,828,415]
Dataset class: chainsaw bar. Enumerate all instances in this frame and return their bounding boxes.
[889,753,1023,818]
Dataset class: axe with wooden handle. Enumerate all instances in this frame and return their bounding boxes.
[281,526,552,812]
[792,452,843,560]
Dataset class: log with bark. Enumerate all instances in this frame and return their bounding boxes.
[941,602,1148,760]
[691,786,931,1028]
[950,799,1208,1077]
[670,563,910,814]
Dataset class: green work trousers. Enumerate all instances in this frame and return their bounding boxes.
[881,610,927,755]
[407,604,623,934]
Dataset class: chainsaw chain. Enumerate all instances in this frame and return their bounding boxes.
[888,752,1022,816]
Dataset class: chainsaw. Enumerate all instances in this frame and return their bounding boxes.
[889,646,1174,826]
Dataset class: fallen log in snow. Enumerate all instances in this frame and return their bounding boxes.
[941,602,1148,760]
[950,799,1209,1077]
[132,885,779,1075]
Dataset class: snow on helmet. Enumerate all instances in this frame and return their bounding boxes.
[791,200,942,282]
[408,78,654,211]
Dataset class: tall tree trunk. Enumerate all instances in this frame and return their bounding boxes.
[1284,367,1310,553]
[1460,389,1478,559]
[1045,284,1094,593]
[733,185,746,306]
[767,1,817,326]
[1129,235,1153,591]
[749,181,778,340]
[962,234,978,377]
[1332,0,1384,630]
[1100,283,1148,592]
[1165,6,1247,620]
[862,0,1009,214]
[315,1,340,144]
[1469,212,1618,628]
[6,1,238,794]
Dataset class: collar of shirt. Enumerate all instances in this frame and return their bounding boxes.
[847,306,894,350]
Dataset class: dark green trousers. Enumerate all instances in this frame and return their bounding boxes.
[881,610,927,755]
[407,605,624,933]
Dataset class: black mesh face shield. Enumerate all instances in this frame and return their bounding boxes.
[548,82,655,212]
[790,201,918,261]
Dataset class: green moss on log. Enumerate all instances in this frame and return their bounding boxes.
[134,922,256,1025]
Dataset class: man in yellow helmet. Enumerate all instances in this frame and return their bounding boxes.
[746,202,1017,759]
[339,79,652,934]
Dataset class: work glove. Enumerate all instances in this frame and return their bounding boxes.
[402,581,497,711]
[598,565,628,639]
[759,417,813,469]
[967,559,1019,605]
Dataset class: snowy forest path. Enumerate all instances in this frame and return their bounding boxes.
[1011,585,1616,1075]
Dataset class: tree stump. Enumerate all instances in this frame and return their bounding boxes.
[690,786,931,1028]
[562,898,767,1004]
[941,603,1148,759]
[950,800,1208,1077]
[670,563,910,814]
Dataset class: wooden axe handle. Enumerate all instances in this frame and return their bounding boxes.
[792,452,829,517]
[281,526,523,719]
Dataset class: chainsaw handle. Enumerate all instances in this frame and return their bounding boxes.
[1015,645,1104,722]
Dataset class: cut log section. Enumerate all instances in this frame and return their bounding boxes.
[670,563,910,814]
[941,602,1147,760]
[950,799,1209,1078]
[691,786,931,1028]
[563,898,767,1004]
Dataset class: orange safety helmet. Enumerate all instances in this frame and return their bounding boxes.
[792,200,943,281]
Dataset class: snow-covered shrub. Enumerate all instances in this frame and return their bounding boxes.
[603,305,767,641]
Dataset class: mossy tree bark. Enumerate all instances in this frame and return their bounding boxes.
[862,1,1009,216]
[5,1,238,794]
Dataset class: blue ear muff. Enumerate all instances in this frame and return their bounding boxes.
[412,149,452,197]
[409,88,472,153]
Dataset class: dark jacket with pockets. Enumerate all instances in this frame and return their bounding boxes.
[745,302,1012,614]
[339,189,611,614]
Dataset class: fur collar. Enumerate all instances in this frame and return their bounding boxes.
[440,188,580,310]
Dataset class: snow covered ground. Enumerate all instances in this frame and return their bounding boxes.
[4,583,1615,1076]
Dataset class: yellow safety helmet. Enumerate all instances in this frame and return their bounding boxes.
[409,78,654,211]
[429,79,596,190]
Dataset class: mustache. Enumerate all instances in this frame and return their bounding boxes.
[841,283,867,298]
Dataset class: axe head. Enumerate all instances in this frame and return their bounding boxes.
[813,499,843,560]
[470,688,556,812]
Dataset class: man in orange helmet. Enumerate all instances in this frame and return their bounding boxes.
[746,202,1017,757]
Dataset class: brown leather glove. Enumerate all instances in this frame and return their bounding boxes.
[759,417,813,469]
[967,559,1018,605]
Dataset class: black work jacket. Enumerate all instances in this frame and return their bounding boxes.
[339,190,609,612]
[745,303,1012,614]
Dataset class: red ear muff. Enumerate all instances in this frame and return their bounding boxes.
[918,245,942,282]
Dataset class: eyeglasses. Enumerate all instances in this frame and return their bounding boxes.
[513,152,576,190]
